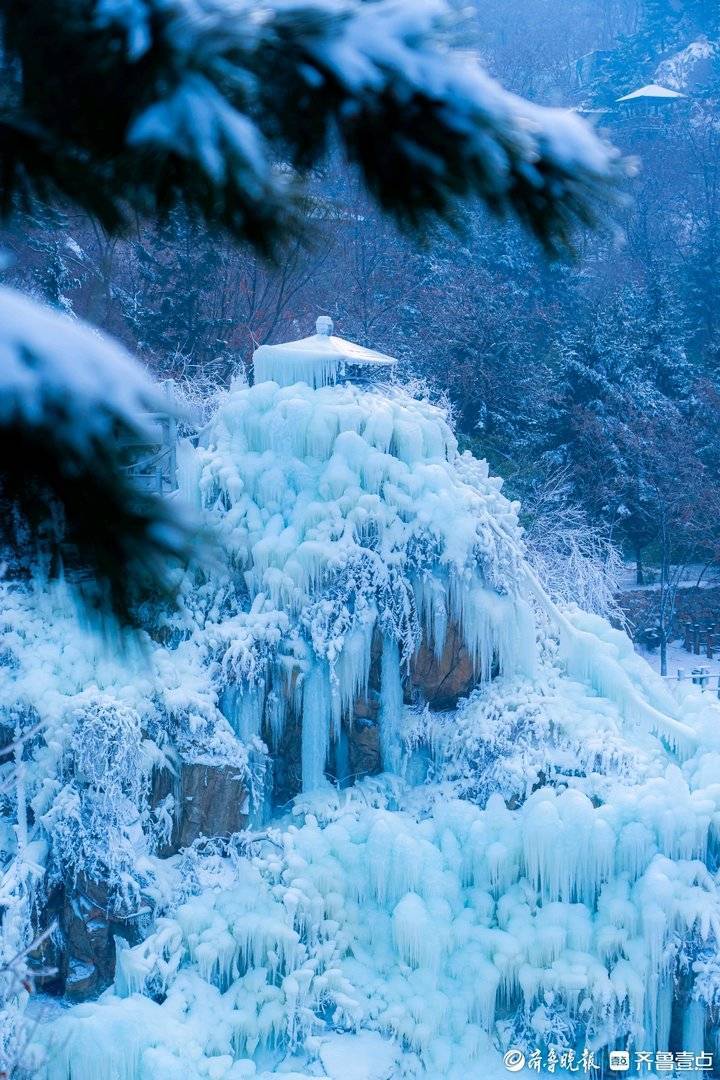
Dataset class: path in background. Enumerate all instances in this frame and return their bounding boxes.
[618,564,720,593]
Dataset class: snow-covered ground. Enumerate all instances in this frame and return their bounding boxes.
[618,564,720,593]
[639,639,720,684]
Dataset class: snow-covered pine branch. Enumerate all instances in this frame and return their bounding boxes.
[1,0,625,254]
[0,288,194,625]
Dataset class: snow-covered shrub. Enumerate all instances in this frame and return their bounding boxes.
[41,699,150,912]
[437,668,643,809]
[520,469,626,623]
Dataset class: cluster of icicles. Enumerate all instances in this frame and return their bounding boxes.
[187,380,536,793]
[42,780,720,1077]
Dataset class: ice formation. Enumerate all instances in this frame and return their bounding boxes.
[193,377,534,792]
[3,370,720,1077]
[36,714,720,1079]
[253,317,397,389]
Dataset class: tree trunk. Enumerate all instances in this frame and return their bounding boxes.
[659,545,669,677]
[635,546,645,586]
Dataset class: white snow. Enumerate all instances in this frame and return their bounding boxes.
[318,1032,398,1079]
[253,319,397,390]
[617,84,686,102]
[128,74,267,185]
[0,286,167,448]
[655,38,719,92]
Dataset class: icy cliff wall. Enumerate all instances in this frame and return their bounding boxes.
[190,379,535,794]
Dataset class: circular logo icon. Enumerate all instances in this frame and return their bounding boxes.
[503,1049,526,1072]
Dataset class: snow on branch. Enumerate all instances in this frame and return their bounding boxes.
[1,0,626,253]
[0,288,166,451]
[0,288,195,626]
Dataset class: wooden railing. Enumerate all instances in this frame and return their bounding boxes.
[663,666,720,698]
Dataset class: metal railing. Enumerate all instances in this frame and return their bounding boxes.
[119,380,178,495]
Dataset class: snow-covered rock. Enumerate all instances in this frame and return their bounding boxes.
[655,38,720,93]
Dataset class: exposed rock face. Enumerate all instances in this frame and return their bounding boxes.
[272,622,482,801]
[60,885,150,1000]
[347,716,381,780]
[271,711,303,809]
[410,622,475,710]
[174,762,249,848]
[33,879,152,1001]
[153,760,249,854]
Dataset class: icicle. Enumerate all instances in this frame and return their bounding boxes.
[392,892,438,969]
[253,342,342,390]
[469,958,501,1030]
[414,574,448,659]
[301,662,331,792]
[220,683,263,741]
[334,725,350,787]
[14,715,27,853]
[655,976,673,1052]
[682,997,705,1062]
[379,636,403,774]
[334,622,375,725]
[265,686,288,748]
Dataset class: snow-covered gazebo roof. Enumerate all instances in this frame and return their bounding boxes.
[616,83,686,102]
[253,317,397,388]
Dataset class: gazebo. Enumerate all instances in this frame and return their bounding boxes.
[616,83,686,115]
[252,316,397,388]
